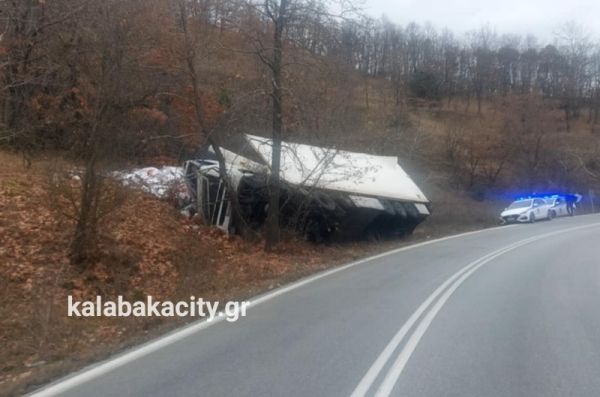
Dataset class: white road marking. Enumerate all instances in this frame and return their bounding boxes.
[29,225,514,396]
[353,222,600,397]
[349,238,530,397]
[374,242,528,396]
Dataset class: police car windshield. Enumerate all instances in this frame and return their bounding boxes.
[508,199,532,209]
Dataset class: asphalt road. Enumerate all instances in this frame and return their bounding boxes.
[32,214,600,397]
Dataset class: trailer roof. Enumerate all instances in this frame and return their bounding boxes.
[246,134,429,203]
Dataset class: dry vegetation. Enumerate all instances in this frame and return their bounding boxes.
[1,150,494,396]
[3,1,600,395]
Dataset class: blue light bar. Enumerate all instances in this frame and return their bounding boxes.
[514,192,575,201]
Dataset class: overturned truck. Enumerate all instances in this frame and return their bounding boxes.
[184,134,431,241]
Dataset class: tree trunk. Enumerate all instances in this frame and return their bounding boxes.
[70,127,100,267]
[592,90,599,132]
[564,104,571,133]
[177,0,251,237]
[364,78,370,110]
[265,0,287,251]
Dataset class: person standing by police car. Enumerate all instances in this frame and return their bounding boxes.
[566,194,576,216]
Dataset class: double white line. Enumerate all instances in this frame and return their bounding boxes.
[351,222,600,397]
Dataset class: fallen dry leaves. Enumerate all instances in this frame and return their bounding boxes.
[0,151,385,396]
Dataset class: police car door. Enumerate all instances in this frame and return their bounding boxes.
[534,199,547,218]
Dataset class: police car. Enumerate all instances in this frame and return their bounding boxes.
[500,198,553,224]
[545,196,569,218]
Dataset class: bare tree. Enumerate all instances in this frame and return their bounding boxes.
[262,0,288,250]
[248,0,357,250]
[555,22,593,132]
[68,0,166,265]
[174,0,256,237]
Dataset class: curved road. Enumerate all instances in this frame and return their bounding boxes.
[32,215,600,397]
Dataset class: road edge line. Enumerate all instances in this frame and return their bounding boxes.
[29,224,521,396]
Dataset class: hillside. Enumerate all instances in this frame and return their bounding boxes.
[0,149,504,396]
[3,1,600,395]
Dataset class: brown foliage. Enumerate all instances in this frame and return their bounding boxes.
[0,150,395,395]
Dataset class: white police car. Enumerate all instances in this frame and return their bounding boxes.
[500,198,553,224]
[545,196,569,217]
